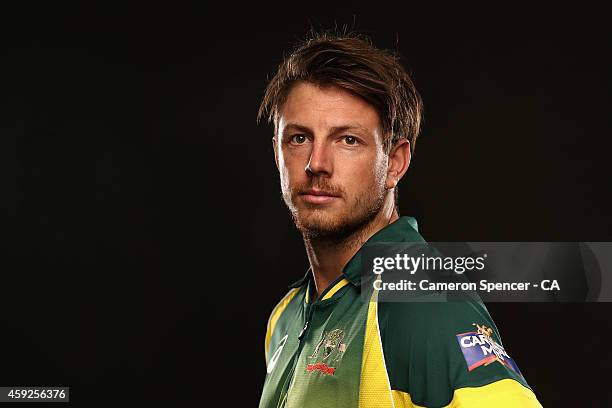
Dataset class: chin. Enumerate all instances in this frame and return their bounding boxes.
[293,207,369,240]
[297,208,335,227]
[287,189,385,240]
[292,207,338,233]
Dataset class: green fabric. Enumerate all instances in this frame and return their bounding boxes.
[261,217,422,408]
[378,299,531,406]
[260,217,532,408]
[260,276,368,408]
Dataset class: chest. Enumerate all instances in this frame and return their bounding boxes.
[261,289,369,408]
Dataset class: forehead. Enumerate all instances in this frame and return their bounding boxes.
[278,82,381,134]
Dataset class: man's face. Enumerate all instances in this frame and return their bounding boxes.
[274,82,389,239]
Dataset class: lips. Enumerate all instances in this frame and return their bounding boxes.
[299,189,340,204]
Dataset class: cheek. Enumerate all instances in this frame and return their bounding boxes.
[373,154,388,184]
[278,150,305,188]
[341,155,387,194]
[361,153,388,183]
[278,157,292,191]
[369,147,389,179]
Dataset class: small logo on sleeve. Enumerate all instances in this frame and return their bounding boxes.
[456,323,522,375]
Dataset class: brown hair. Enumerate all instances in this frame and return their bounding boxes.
[258,31,423,154]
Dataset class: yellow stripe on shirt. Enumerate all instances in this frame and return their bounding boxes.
[390,378,542,408]
[321,278,350,301]
[359,287,395,408]
[264,288,299,361]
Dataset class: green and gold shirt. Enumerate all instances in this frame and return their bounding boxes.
[260,217,542,408]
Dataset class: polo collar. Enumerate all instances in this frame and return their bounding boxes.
[289,216,424,288]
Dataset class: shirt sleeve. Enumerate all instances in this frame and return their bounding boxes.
[378,299,542,407]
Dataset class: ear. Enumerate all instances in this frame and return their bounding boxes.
[272,136,279,171]
[385,139,411,190]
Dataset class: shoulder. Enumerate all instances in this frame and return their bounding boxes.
[264,287,302,359]
[377,298,502,369]
[267,288,301,326]
[378,298,533,406]
[379,297,497,338]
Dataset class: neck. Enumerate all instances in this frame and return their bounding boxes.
[303,193,399,299]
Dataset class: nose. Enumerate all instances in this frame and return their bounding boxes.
[305,140,332,177]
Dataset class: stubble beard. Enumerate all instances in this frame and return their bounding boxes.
[282,178,387,247]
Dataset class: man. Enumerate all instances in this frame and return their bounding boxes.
[257,32,542,407]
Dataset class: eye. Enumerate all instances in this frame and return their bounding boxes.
[290,134,307,144]
[343,135,358,145]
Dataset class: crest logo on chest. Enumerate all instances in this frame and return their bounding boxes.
[306,329,347,376]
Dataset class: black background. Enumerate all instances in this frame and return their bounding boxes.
[3,2,612,407]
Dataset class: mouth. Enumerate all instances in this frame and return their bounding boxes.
[299,189,340,205]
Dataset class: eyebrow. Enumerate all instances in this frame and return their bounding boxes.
[281,122,372,136]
